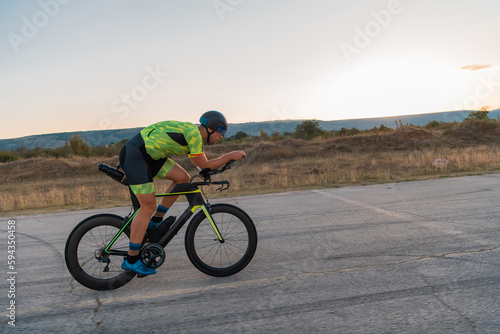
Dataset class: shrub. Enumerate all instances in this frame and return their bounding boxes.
[68,134,92,157]
[464,107,490,121]
[295,120,325,140]
[0,151,20,163]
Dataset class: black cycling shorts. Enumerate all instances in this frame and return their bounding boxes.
[119,134,176,194]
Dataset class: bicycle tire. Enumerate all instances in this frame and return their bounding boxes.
[64,214,136,290]
[185,204,257,277]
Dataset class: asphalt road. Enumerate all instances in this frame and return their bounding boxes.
[1,175,499,333]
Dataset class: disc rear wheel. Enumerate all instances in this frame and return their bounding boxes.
[65,214,135,290]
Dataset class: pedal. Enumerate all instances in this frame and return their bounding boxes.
[136,274,146,278]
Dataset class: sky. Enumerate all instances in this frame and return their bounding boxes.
[1,0,499,140]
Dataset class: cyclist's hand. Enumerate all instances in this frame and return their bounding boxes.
[230,150,246,160]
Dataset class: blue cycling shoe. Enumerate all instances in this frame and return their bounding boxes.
[121,259,157,276]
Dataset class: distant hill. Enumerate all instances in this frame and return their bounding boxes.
[0,128,143,151]
[1,109,499,151]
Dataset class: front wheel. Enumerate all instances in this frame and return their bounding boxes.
[64,214,135,290]
[185,204,257,277]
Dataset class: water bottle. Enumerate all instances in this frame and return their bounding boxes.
[97,163,128,185]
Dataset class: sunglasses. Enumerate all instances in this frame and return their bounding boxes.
[217,124,227,136]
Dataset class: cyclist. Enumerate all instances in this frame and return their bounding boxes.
[119,111,246,275]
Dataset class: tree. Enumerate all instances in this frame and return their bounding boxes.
[270,130,282,141]
[464,106,490,121]
[294,120,324,140]
[337,127,348,137]
[234,131,249,140]
[369,124,392,133]
[67,134,92,156]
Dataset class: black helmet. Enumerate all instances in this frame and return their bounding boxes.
[199,111,228,143]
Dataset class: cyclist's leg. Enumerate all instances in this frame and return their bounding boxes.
[122,190,158,275]
[119,141,158,275]
[152,159,190,217]
[120,142,158,248]
[129,192,156,248]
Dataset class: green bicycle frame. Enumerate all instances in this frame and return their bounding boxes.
[104,185,224,254]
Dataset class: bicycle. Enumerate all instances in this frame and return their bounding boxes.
[64,160,257,291]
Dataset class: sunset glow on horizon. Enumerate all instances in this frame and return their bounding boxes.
[1,0,499,140]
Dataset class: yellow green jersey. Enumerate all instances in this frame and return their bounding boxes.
[140,121,204,160]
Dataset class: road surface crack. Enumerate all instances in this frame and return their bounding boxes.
[68,277,78,296]
[420,274,477,333]
[438,246,500,262]
[91,296,103,333]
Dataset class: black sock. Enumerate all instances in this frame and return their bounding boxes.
[127,254,140,264]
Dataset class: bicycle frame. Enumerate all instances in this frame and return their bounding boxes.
[103,184,224,256]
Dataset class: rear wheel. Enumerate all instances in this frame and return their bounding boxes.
[185,204,257,277]
[65,214,135,290]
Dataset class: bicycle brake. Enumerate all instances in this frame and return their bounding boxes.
[216,184,229,192]
[215,181,230,192]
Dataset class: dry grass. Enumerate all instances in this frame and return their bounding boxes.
[2,126,500,216]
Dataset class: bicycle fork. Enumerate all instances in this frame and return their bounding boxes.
[199,205,224,243]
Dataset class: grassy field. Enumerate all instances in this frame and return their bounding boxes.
[1,121,500,217]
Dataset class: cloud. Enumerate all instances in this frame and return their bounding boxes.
[460,64,493,72]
